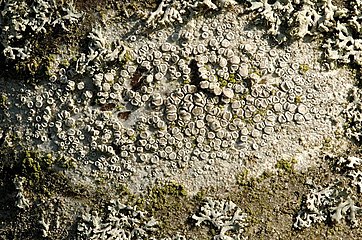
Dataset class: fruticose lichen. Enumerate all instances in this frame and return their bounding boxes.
[247,0,362,67]
[77,200,158,239]
[0,0,82,60]
[192,198,247,239]
[344,87,362,142]
[294,181,362,229]
[294,155,362,229]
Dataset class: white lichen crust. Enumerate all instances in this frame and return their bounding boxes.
[0,1,355,194]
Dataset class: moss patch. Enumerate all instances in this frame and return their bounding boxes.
[299,64,310,74]
[275,158,297,174]
[135,181,202,238]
